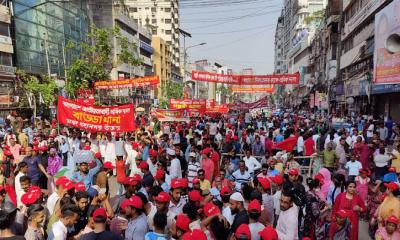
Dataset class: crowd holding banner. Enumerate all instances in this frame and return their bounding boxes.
[94,76,160,90]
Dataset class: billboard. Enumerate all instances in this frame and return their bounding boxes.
[374,0,400,84]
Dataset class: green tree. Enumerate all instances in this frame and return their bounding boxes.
[165,82,184,99]
[16,69,58,117]
[66,25,142,98]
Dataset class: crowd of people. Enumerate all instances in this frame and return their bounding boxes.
[0,111,400,240]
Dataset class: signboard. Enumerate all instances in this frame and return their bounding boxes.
[205,104,229,114]
[374,0,400,84]
[230,97,268,111]
[57,96,135,132]
[192,71,299,85]
[169,99,206,113]
[154,109,189,122]
[206,99,215,108]
[231,87,274,93]
[94,76,159,89]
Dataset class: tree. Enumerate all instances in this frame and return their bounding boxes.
[165,82,184,99]
[16,69,58,117]
[66,25,142,98]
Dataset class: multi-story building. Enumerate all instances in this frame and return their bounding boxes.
[12,0,89,79]
[125,0,181,82]
[152,36,171,99]
[274,14,285,74]
[0,0,16,116]
[87,0,153,106]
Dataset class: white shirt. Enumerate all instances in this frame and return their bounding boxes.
[47,192,60,215]
[374,154,391,167]
[249,222,265,240]
[126,149,140,176]
[49,220,68,240]
[367,124,374,137]
[169,158,182,179]
[276,204,299,240]
[105,140,116,163]
[209,123,218,135]
[345,161,363,176]
[297,136,304,153]
[115,140,125,157]
[243,156,262,174]
[15,172,26,208]
[273,190,282,216]
[222,205,234,225]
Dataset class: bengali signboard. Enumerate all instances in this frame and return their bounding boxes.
[230,97,268,111]
[191,71,299,85]
[94,76,160,89]
[57,96,135,132]
[231,87,274,93]
[169,99,206,113]
[154,109,189,122]
[374,0,400,84]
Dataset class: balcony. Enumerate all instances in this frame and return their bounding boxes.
[0,5,10,24]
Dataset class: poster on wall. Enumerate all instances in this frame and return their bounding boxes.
[374,0,400,84]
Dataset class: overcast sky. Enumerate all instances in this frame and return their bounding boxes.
[180,0,283,74]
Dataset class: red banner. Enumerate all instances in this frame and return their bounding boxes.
[169,99,206,113]
[206,99,215,108]
[191,71,299,85]
[230,97,268,110]
[153,109,189,121]
[232,87,274,93]
[94,76,160,89]
[57,96,135,132]
[205,104,229,114]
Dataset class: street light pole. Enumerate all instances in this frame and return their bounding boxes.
[184,42,206,98]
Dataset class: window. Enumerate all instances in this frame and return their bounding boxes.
[0,22,9,36]
[151,7,156,12]
[165,30,171,34]
[152,19,156,24]
[152,29,157,34]
[165,8,171,12]
[0,52,12,66]
[130,7,137,12]
[165,19,171,24]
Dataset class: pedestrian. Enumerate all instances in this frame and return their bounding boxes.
[248,199,265,240]
[276,191,299,240]
[48,204,80,240]
[0,201,25,240]
[24,204,46,240]
[80,208,122,240]
[375,215,400,240]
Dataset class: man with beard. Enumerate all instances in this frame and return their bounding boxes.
[170,214,191,240]
[72,159,102,190]
[229,192,249,235]
[69,191,90,238]
[23,147,49,186]
[221,186,234,225]
[168,149,182,179]
[48,204,80,240]
[123,195,149,240]
[138,161,154,194]
[168,179,186,217]
[276,191,299,240]
[111,176,137,214]
[147,149,158,176]
[248,199,265,239]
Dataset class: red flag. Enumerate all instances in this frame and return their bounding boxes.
[273,136,298,152]
[5,185,16,206]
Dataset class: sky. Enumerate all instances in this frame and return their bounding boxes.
[180,0,283,74]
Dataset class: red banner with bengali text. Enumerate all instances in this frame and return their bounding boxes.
[169,99,206,114]
[153,109,190,122]
[230,96,268,110]
[94,76,160,89]
[232,87,274,93]
[191,71,299,85]
[205,104,230,114]
[57,96,135,132]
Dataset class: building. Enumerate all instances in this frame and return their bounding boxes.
[12,0,89,79]
[87,0,154,106]
[152,36,171,99]
[0,0,16,116]
[125,0,181,82]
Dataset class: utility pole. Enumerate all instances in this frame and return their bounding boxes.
[44,36,51,78]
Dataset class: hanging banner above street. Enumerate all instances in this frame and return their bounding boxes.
[191,71,299,85]
[229,96,268,110]
[57,96,135,132]
[374,0,400,84]
[153,109,190,122]
[94,76,160,89]
[169,99,206,113]
[231,87,275,93]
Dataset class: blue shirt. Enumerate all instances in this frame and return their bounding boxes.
[275,134,284,143]
[72,160,102,190]
[23,156,42,182]
[142,145,149,161]
[125,213,149,240]
[145,232,167,240]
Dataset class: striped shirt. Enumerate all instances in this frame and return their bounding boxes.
[232,170,251,190]
[187,161,201,187]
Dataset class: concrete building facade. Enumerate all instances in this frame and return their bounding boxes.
[152,36,171,100]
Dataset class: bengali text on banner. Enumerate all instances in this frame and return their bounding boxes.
[57,96,135,132]
[169,99,206,113]
[191,71,299,85]
[153,109,190,122]
[94,76,160,90]
[231,87,275,93]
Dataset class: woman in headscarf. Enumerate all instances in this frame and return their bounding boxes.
[315,168,333,201]
[47,147,62,193]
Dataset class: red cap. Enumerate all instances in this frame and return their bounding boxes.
[171,179,185,189]
[28,186,42,194]
[235,224,251,239]
[83,146,91,150]
[75,181,86,191]
[175,214,191,232]
[154,192,171,202]
[39,146,47,151]
[103,161,115,169]
[120,199,131,211]
[149,149,158,157]
[258,226,279,240]
[314,173,324,185]
[180,178,188,188]
[155,169,165,180]
[220,186,232,195]
[203,202,220,217]
[182,229,207,240]
[132,142,140,149]
[32,141,39,146]
[258,177,271,190]
[123,177,139,186]
[359,168,369,175]
[248,199,261,213]
[94,152,102,159]
[189,190,203,202]
[271,175,283,185]
[92,207,107,219]
[129,195,143,209]
[32,147,40,151]
[384,182,400,192]
[55,176,68,186]
[232,136,239,141]
[201,148,211,155]
[61,180,75,190]
[288,168,299,176]
[192,177,200,184]
[138,161,149,169]
[336,209,350,218]
[302,238,312,240]
[387,215,399,225]
[3,150,12,156]
[132,174,142,182]
[389,167,397,173]
[21,192,41,205]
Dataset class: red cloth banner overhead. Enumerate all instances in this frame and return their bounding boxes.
[206,99,215,108]
[153,109,189,122]
[191,71,299,85]
[230,97,268,111]
[57,96,135,132]
[94,76,160,89]
[169,99,206,113]
[205,104,229,114]
[232,87,274,93]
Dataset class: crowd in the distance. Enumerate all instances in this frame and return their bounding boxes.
[0,111,400,240]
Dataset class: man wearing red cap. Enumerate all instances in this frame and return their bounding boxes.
[248,200,265,240]
[375,215,400,240]
[138,161,154,193]
[257,178,275,224]
[169,179,186,217]
[201,148,214,182]
[147,149,158,176]
[234,224,251,240]
[71,158,102,190]
[123,195,149,240]
[80,208,122,240]
[95,162,114,189]
[171,214,191,239]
